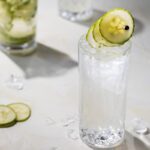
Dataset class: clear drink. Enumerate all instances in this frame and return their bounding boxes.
[79,35,131,148]
[58,0,93,21]
[0,0,37,55]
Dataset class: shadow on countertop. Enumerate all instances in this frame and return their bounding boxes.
[134,18,145,35]
[93,131,150,150]
[74,9,145,35]
[7,43,78,79]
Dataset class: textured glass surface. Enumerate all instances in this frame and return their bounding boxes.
[79,35,131,148]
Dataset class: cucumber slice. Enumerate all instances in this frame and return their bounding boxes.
[0,120,16,128]
[8,103,31,122]
[86,24,100,48]
[7,0,31,12]
[0,31,34,45]
[0,105,16,127]
[0,1,12,27]
[22,0,30,4]
[5,18,35,39]
[7,0,21,5]
[100,8,134,44]
[6,0,30,6]
[93,18,117,47]
[13,0,37,19]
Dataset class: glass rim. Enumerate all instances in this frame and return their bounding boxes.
[79,34,132,56]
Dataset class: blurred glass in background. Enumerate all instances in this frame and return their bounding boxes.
[0,0,37,55]
[58,0,93,21]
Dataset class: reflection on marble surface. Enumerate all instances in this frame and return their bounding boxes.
[59,115,150,148]
[93,131,150,150]
[132,118,149,135]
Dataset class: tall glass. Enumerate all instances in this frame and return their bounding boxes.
[79,35,131,149]
[0,0,37,55]
[58,0,93,21]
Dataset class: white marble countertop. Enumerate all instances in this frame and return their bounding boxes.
[0,0,150,150]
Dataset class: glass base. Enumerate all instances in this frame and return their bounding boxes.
[80,128,125,149]
[59,10,93,21]
[0,40,37,56]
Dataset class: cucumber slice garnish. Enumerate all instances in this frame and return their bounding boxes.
[8,103,31,122]
[86,24,100,48]
[93,18,117,47]
[99,8,134,44]
[0,105,16,127]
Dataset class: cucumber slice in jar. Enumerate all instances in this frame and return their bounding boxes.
[0,105,16,127]
[0,32,34,45]
[6,0,30,6]
[5,18,35,39]
[0,1,12,27]
[13,0,37,19]
[8,103,31,122]
[99,8,134,44]
[6,0,22,5]
[86,24,100,48]
[7,0,31,13]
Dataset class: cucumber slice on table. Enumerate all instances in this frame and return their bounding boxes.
[0,105,16,127]
[8,103,31,122]
[99,8,134,44]
[86,24,100,48]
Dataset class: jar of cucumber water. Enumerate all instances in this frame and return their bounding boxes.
[0,0,37,55]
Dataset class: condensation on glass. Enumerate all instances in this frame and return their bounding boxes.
[79,35,131,149]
